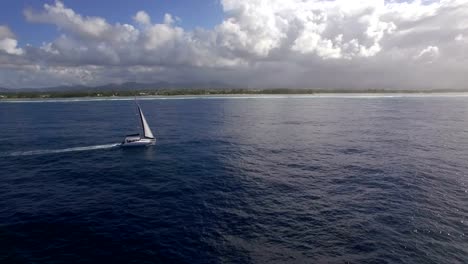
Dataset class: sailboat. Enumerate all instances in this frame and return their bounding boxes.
[121,102,156,147]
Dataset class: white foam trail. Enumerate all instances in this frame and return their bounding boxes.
[1,143,120,157]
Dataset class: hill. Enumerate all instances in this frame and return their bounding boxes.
[1,81,236,93]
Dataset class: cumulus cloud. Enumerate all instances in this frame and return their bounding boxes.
[216,0,397,59]
[0,25,23,55]
[0,26,15,39]
[134,11,151,26]
[415,45,440,62]
[455,34,464,41]
[1,0,468,89]
[24,1,111,39]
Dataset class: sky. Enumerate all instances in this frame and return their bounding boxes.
[0,0,467,89]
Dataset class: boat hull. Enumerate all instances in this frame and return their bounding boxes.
[121,136,156,147]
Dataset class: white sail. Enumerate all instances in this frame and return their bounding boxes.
[138,106,155,139]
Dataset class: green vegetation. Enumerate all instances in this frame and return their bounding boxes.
[0,88,466,99]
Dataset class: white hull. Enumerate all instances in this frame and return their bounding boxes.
[121,136,156,147]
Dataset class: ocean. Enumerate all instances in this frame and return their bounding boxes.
[0,95,467,263]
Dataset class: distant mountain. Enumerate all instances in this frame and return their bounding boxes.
[2,82,237,93]
[90,81,237,91]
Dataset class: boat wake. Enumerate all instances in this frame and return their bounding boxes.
[1,143,120,157]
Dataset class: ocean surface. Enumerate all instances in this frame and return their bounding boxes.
[0,94,467,263]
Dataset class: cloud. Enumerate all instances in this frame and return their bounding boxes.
[24,1,111,39]
[455,34,464,41]
[0,26,15,39]
[415,45,440,62]
[216,0,397,59]
[1,0,468,89]
[134,11,151,26]
[0,25,23,55]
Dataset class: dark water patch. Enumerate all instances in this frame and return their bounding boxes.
[0,221,186,263]
[339,148,366,155]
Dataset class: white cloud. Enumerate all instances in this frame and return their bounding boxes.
[0,25,15,39]
[415,45,440,62]
[134,11,151,26]
[0,25,23,55]
[1,0,468,89]
[163,13,175,25]
[0,38,23,55]
[455,34,464,41]
[24,1,110,39]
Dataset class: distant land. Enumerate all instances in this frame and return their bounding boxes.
[0,82,467,99]
[0,81,236,93]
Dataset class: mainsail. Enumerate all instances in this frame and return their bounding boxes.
[138,106,155,139]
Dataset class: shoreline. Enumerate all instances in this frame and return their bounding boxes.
[2,92,468,102]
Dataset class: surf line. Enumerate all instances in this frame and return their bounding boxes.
[1,143,120,157]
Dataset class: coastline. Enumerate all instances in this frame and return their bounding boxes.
[2,92,468,102]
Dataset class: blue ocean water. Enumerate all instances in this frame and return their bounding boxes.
[0,95,467,263]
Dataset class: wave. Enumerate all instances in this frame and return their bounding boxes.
[1,143,120,157]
